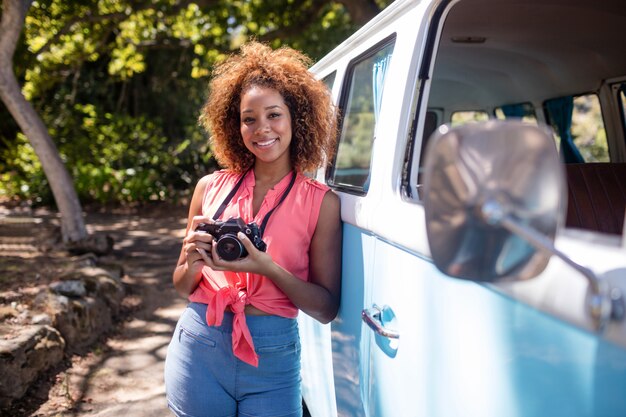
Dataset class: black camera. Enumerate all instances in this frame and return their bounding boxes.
[195,218,267,261]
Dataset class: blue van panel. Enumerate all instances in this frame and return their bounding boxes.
[330,223,375,417]
[338,223,626,417]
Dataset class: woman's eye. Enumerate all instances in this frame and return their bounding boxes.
[242,117,255,124]
[268,112,281,119]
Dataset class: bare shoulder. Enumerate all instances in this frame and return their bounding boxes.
[316,190,341,233]
[321,189,340,213]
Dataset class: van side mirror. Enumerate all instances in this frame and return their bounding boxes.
[422,120,624,328]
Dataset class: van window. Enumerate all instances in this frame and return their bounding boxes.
[451,110,489,126]
[545,94,609,163]
[494,102,537,124]
[328,39,395,192]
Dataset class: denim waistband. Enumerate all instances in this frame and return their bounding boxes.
[187,301,297,336]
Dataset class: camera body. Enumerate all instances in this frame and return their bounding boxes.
[195,217,267,261]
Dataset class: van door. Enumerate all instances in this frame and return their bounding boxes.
[325,37,396,417]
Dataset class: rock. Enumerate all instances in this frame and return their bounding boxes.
[50,280,87,298]
[80,267,125,316]
[65,234,114,256]
[32,313,52,325]
[56,266,125,317]
[0,291,22,304]
[0,324,65,408]
[0,230,125,410]
[0,305,17,320]
[37,292,111,353]
[25,264,125,356]
[70,252,98,268]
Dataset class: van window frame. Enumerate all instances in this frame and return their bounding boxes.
[401,0,452,201]
[326,34,397,195]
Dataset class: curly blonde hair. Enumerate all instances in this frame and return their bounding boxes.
[200,41,338,173]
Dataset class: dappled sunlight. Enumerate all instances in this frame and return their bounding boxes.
[0,206,187,415]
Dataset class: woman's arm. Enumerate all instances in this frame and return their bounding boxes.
[296,190,342,322]
[199,190,342,323]
[172,175,215,297]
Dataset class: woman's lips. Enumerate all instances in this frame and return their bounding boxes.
[255,138,278,148]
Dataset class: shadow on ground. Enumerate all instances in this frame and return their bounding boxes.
[5,205,189,417]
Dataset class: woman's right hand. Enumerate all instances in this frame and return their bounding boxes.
[173,175,215,297]
[183,216,216,276]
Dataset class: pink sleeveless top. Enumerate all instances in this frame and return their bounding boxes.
[188,169,329,366]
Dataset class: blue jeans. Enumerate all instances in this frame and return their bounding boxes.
[164,302,302,417]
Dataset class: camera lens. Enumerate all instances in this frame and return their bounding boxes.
[216,235,246,261]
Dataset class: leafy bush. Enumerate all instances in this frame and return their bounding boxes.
[0,133,50,204]
[0,103,216,206]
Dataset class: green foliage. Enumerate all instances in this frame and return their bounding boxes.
[58,103,214,205]
[451,111,490,126]
[0,102,214,205]
[1,0,391,207]
[336,112,375,169]
[0,133,49,203]
[548,94,610,163]
[571,94,609,162]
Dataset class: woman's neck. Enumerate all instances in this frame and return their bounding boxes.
[253,161,293,187]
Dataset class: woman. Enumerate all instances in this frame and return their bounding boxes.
[164,41,342,417]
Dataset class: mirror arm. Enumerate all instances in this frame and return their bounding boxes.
[481,199,625,330]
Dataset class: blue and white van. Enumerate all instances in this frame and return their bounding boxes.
[298,0,626,416]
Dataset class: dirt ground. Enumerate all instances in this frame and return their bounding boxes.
[2,203,190,417]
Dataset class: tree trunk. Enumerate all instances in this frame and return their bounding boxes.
[0,0,88,243]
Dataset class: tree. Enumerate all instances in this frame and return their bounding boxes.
[0,0,391,242]
[0,0,87,243]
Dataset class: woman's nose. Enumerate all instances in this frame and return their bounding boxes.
[255,120,270,134]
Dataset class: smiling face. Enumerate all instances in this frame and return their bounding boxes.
[239,86,293,170]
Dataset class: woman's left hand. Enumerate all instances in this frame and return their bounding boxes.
[196,232,273,275]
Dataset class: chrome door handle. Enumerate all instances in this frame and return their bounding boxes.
[362,304,399,339]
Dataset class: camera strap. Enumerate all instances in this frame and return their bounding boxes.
[212,169,297,238]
